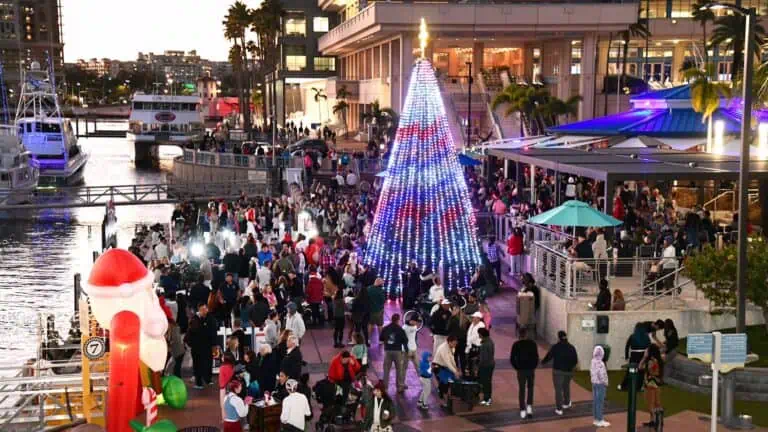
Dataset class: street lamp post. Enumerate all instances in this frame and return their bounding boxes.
[701,3,755,333]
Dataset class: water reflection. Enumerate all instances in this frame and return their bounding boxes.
[0,124,181,367]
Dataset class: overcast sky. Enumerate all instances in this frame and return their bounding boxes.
[61,0,262,62]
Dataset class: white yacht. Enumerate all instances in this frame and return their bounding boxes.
[0,124,39,204]
[15,61,88,186]
[127,93,204,145]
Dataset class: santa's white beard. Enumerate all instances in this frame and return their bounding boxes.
[90,290,169,372]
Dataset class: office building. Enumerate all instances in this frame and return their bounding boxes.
[264,0,339,125]
[0,0,64,89]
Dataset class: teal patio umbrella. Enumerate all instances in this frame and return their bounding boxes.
[529,200,622,227]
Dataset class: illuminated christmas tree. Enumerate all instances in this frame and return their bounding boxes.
[364,19,481,293]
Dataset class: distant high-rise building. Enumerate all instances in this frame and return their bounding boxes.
[0,0,64,89]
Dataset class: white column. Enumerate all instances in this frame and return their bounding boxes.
[557,39,572,101]
[671,42,686,84]
[400,33,414,112]
[580,33,598,120]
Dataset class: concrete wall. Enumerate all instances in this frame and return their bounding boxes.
[539,288,765,371]
[172,158,267,184]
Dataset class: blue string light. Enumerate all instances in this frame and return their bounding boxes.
[364,59,482,293]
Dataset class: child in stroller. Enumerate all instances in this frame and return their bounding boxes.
[313,375,368,432]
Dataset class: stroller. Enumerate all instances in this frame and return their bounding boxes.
[313,378,363,432]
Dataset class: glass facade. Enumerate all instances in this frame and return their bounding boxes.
[314,56,335,71]
[641,0,767,19]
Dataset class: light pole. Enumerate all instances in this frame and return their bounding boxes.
[466,61,472,148]
[700,3,755,333]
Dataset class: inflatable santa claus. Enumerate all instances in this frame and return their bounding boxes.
[83,248,169,372]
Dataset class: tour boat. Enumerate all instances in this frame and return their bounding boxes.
[15,61,88,186]
[127,93,205,146]
[0,124,39,204]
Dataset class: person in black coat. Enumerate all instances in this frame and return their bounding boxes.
[188,274,210,311]
[254,345,280,392]
[510,327,539,419]
[248,293,270,328]
[595,279,612,311]
[402,262,421,310]
[186,303,217,388]
[541,331,578,414]
[280,334,303,380]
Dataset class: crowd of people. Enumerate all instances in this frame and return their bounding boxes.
[125,156,508,431]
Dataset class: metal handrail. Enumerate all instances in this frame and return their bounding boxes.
[623,265,685,302]
[632,278,693,311]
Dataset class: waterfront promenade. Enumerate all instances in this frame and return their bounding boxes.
[159,284,755,431]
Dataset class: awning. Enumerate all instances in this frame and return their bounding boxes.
[482,135,549,150]
[611,136,666,148]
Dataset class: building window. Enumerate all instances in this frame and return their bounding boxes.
[313,17,329,33]
[314,57,335,71]
[571,47,582,75]
[285,12,306,37]
[285,45,306,70]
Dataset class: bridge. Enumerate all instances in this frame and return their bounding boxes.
[0,181,267,210]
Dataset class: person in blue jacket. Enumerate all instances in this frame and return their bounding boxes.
[418,351,433,410]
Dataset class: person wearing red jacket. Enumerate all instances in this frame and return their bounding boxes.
[507,227,525,276]
[613,194,626,222]
[328,350,361,403]
[306,266,325,325]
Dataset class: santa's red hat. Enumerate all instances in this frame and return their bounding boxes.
[84,249,154,298]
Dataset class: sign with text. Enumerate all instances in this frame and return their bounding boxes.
[687,333,714,363]
[687,332,747,372]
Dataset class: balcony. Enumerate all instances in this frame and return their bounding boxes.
[319,1,640,55]
[325,77,359,99]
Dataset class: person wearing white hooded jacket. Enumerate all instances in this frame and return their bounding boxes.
[590,345,610,428]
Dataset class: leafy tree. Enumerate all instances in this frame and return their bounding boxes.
[617,6,650,85]
[711,14,765,84]
[223,1,254,132]
[362,100,398,144]
[251,0,284,127]
[332,85,350,137]
[685,240,768,332]
[684,65,732,152]
[311,87,328,123]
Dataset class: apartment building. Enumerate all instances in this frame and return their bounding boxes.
[0,0,64,89]
[264,0,339,126]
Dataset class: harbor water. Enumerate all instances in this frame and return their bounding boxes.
[0,121,182,369]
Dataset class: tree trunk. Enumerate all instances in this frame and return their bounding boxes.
[703,23,709,67]
[604,33,613,116]
[732,40,743,84]
[239,36,252,135]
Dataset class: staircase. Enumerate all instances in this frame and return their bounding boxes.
[479,70,522,139]
[437,79,466,149]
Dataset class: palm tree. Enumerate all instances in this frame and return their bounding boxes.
[492,84,551,136]
[228,44,244,128]
[492,84,528,136]
[617,7,650,87]
[333,85,350,137]
[691,0,715,67]
[362,100,398,144]
[223,1,254,132]
[311,87,328,123]
[684,65,732,152]
[711,15,765,84]
[540,95,583,126]
[251,0,284,128]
